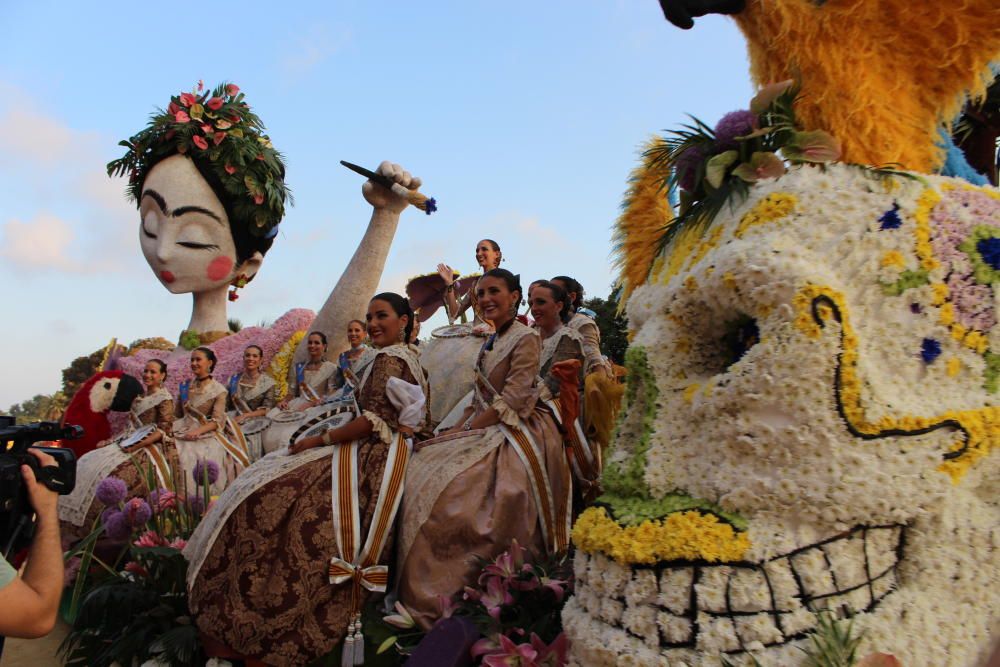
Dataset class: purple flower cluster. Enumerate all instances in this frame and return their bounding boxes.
[713,109,756,151]
[95,477,128,506]
[192,459,220,485]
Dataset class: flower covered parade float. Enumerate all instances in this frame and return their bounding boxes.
[55,80,434,666]
[563,1,1000,666]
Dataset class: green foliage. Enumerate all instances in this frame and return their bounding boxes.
[881,269,930,296]
[602,346,658,498]
[62,346,108,400]
[597,492,748,531]
[5,392,68,424]
[800,611,865,667]
[583,290,629,364]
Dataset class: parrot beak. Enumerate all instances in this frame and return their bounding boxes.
[110,374,144,412]
[658,0,746,29]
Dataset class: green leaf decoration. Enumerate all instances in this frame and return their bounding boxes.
[705,150,739,189]
[733,152,787,183]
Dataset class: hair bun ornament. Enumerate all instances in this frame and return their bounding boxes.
[107,81,292,240]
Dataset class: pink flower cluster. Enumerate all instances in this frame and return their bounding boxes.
[118,308,315,405]
[930,188,1000,332]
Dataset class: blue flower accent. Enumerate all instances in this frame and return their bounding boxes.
[424,198,437,215]
[921,338,942,363]
[879,203,902,230]
[976,237,1000,271]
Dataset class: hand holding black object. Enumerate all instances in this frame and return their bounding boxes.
[658,0,746,29]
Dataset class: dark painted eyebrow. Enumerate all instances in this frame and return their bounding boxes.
[172,206,224,225]
[141,189,167,213]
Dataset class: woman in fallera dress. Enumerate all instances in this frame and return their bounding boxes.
[175,347,249,494]
[227,344,277,460]
[398,268,572,629]
[530,280,602,505]
[185,292,430,666]
[59,360,182,543]
[278,331,338,410]
[551,275,607,376]
[331,319,376,392]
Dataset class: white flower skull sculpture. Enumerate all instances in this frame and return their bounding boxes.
[564,164,1000,666]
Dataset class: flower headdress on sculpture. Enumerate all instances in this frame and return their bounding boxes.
[107,80,291,243]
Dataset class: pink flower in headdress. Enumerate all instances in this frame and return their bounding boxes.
[253,193,265,205]
[255,153,265,161]
[224,164,237,175]
[207,96,224,111]
[168,537,188,550]
[174,110,191,123]
[215,119,232,130]
[213,131,226,146]
[167,101,180,116]
[197,80,204,92]
[179,92,196,107]
[192,135,209,150]
[226,84,240,97]
[200,123,212,134]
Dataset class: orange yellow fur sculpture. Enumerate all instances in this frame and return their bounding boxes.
[617,0,1000,301]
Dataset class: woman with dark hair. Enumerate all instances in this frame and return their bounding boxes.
[437,238,503,324]
[529,281,602,505]
[185,292,430,666]
[59,359,183,545]
[551,275,607,376]
[331,319,376,392]
[277,331,338,410]
[226,344,278,460]
[398,268,571,629]
[174,347,250,493]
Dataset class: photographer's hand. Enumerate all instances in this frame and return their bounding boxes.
[22,449,59,518]
[0,449,64,638]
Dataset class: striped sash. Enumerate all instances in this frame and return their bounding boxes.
[545,397,602,501]
[186,404,251,470]
[497,422,570,554]
[329,432,411,666]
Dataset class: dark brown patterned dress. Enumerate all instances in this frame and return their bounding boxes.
[189,352,424,666]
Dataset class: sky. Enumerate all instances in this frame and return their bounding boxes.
[0,1,752,409]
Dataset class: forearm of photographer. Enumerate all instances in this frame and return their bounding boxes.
[0,449,64,638]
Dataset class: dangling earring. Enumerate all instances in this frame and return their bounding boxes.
[397,327,405,343]
[229,273,249,302]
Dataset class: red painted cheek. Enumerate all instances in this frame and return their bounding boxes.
[206,256,234,282]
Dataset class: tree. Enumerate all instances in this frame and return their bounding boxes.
[582,290,629,365]
[5,392,68,424]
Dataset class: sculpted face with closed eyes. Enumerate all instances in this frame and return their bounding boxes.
[139,154,261,297]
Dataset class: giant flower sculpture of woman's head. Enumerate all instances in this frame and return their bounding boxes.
[108,81,290,340]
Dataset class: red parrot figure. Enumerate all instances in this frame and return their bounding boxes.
[60,370,143,457]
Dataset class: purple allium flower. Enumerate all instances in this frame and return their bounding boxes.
[187,494,206,516]
[95,477,128,506]
[424,198,437,215]
[192,459,220,485]
[123,497,152,527]
[675,145,706,192]
[713,109,756,151]
[977,237,1000,271]
[102,509,131,540]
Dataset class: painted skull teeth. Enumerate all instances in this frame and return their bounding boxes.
[571,524,905,656]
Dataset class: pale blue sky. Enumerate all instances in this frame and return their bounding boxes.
[0,1,752,408]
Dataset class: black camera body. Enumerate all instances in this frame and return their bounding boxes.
[0,416,81,558]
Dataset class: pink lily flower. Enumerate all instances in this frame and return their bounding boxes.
[482,635,539,667]
[481,576,514,620]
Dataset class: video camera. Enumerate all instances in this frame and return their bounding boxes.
[0,415,80,558]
